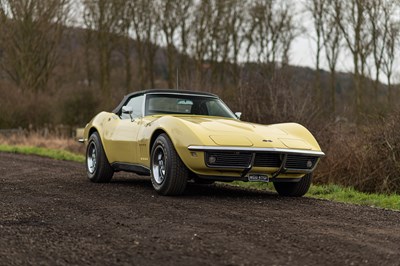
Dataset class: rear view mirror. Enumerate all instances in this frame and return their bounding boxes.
[122,106,133,114]
[122,106,134,121]
[235,112,242,119]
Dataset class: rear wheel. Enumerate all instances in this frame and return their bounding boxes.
[273,173,312,197]
[150,134,188,195]
[86,132,114,183]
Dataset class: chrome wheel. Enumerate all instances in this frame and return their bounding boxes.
[87,142,97,174]
[152,146,166,185]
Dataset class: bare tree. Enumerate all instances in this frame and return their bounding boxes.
[382,21,399,108]
[118,1,133,93]
[158,0,192,89]
[366,0,395,98]
[335,0,372,118]
[191,0,213,84]
[246,0,296,71]
[212,0,246,86]
[176,0,192,80]
[279,8,297,68]
[130,0,158,89]
[322,0,342,114]
[0,0,70,94]
[227,0,246,85]
[83,0,124,101]
[305,0,327,107]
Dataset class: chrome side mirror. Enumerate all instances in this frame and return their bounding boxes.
[235,112,242,119]
[122,106,134,121]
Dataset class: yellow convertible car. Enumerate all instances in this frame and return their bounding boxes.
[81,90,324,196]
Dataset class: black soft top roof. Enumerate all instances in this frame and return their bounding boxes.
[112,89,219,114]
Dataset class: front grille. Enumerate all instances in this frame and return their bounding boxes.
[205,151,252,168]
[204,151,319,171]
[285,155,318,170]
[254,153,281,167]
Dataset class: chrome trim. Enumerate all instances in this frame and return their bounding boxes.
[146,92,217,98]
[143,94,147,117]
[188,146,325,157]
[271,154,288,178]
[78,138,85,143]
[241,153,256,177]
[197,174,302,183]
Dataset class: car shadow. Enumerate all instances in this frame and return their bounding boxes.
[109,172,284,199]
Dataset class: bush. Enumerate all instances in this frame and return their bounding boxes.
[314,113,400,194]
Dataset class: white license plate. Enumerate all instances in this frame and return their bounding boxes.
[248,174,269,182]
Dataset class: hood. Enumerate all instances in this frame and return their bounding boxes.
[172,116,320,151]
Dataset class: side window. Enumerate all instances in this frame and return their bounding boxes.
[121,95,144,120]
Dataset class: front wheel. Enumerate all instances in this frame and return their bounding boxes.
[150,134,188,195]
[273,173,312,197]
[86,132,114,183]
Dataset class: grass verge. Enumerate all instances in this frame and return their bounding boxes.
[0,144,85,163]
[1,144,399,211]
[232,181,400,211]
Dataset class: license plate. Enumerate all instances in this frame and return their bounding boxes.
[248,174,269,182]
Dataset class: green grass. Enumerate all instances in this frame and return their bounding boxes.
[1,144,399,211]
[231,181,400,211]
[0,144,85,163]
[307,184,400,211]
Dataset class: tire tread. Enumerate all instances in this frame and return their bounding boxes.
[273,173,312,197]
[151,134,188,195]
[87,132,114,183]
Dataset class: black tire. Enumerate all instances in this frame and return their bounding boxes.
[150,134,188,195]
[86,132,114,183]
[273,173,312,197]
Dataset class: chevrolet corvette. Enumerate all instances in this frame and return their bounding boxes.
[80,90,324,196]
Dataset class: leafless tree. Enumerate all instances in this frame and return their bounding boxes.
[117,1,133,93]
[158,0,192,89]
[246,0,296,72]
[305,0,327,106]
[83,0,124,101]
[226,0,246,85]
[335,0,372,118]
[213,0,246,86]
[191,0,213,84]
[322,0,342,114]
[130,0,158,89]
[382,21,399,108]
[0,0,70,94]
[366,0,395,98]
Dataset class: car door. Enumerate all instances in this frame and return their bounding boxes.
[102,95,144,164]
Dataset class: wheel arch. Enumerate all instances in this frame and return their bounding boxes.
[149,128,168,155]
[88,127,98,138]
[148,127,200,178]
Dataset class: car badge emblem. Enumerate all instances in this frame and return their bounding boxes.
[263,139,273,142]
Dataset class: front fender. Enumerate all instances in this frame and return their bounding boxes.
[141,116,214,171]
[83,111,114,148]
[271,123,322,151]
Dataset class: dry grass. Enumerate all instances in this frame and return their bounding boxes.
[0,131,85,155]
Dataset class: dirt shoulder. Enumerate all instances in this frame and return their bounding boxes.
[1,152,399,266]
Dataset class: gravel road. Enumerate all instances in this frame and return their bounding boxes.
[1,152,400,266]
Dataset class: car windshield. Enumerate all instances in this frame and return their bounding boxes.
[145,94,237,119]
